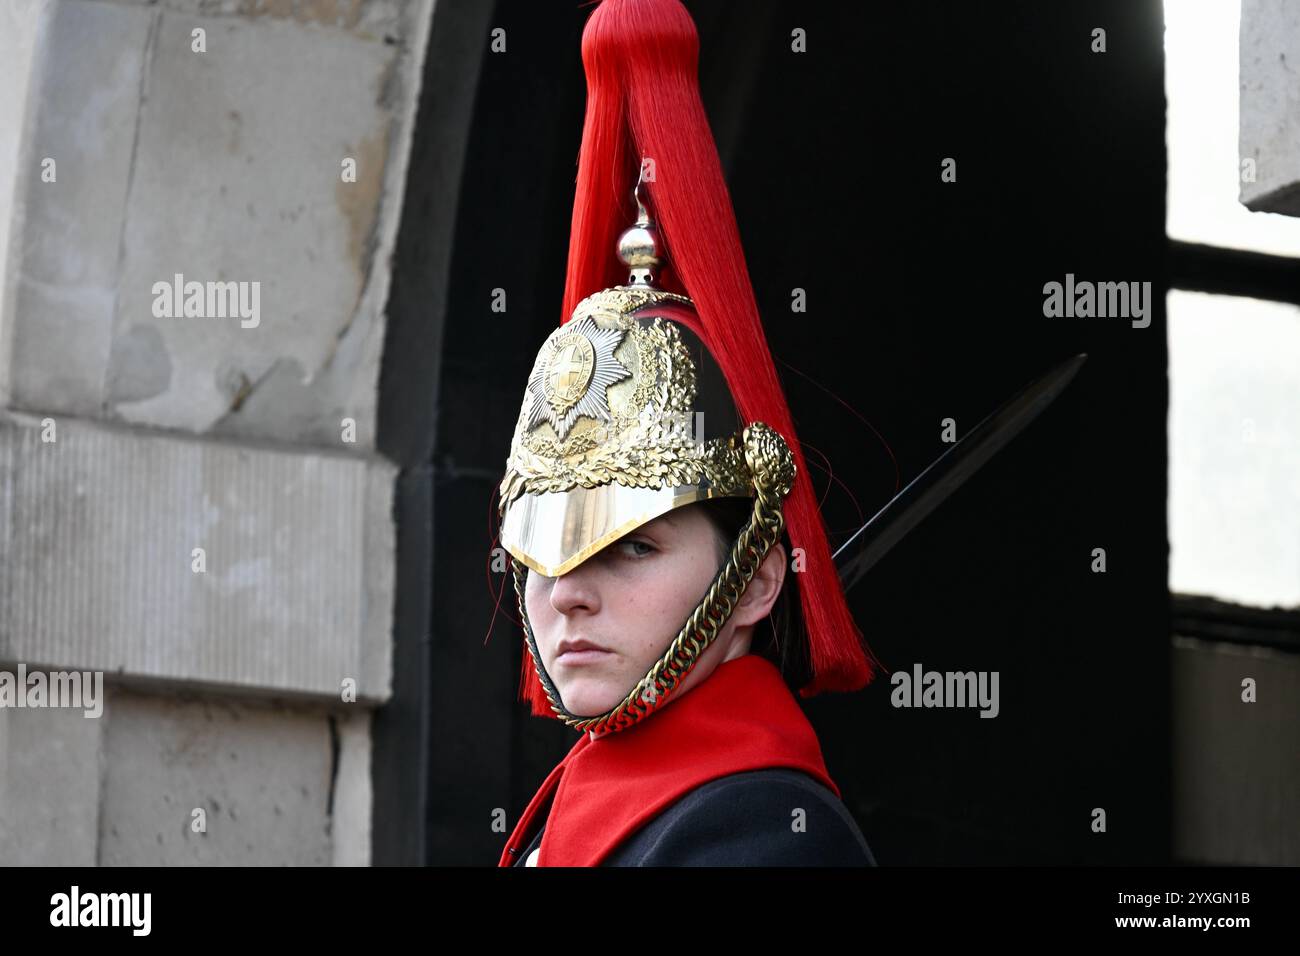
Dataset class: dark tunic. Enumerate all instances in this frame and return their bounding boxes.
[512,767,875,866]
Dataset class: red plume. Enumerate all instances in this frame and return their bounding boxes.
[520,0,879,715]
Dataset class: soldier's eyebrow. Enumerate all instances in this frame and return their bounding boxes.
[642,510,680,534]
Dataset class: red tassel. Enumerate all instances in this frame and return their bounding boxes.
[520,0,879,714]
[520,632,551,716]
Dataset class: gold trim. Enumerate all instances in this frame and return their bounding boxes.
[502,486,740,578]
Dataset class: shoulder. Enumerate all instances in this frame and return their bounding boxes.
[605,768,877,867]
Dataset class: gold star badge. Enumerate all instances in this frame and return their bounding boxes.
[525,316,631,441]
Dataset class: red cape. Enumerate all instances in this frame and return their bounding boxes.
[499,653,840,867]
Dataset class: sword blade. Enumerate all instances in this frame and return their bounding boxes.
[833,353,1088,594]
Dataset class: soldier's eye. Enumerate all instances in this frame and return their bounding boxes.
[616,539,656,558]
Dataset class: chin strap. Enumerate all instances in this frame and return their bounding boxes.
[514,423,794,736]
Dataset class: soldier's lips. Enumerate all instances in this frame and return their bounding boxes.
[555,648,614,666]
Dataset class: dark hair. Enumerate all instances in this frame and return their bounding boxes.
[694,496,813,691]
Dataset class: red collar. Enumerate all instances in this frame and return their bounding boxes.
[499,654,839,867]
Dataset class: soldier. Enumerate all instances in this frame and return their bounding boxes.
[494,0,881,867]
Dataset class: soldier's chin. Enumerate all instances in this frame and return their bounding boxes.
[558,677,624,719]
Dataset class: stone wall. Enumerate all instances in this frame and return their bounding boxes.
[1240,0,1300,215]
[0,0,435,865]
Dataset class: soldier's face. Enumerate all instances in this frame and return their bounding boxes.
[524,502,750,719]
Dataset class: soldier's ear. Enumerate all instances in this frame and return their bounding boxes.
[733,542,786,627]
